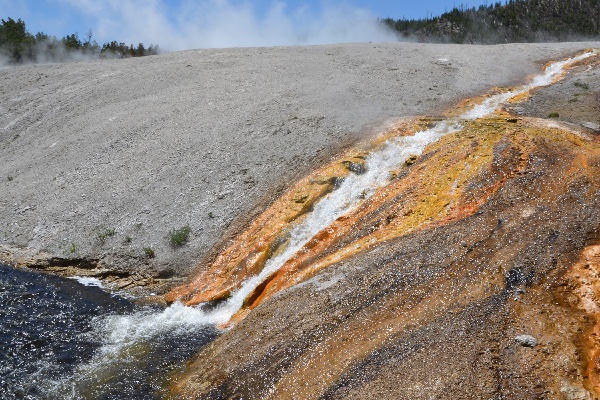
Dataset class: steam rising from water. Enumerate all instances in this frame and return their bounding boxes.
[0,1,398,68]
[60,0,399,51]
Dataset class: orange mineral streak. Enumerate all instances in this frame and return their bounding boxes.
[165,50,600,321]
[563,241,600,396]
[167,116,599,325]
[164,118,425,305]
[234,118,534,320]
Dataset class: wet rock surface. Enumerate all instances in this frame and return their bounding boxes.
[168,115,600,398]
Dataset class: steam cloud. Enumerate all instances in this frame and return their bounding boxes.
[59,0,399,51]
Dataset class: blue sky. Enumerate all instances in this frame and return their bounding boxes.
[1,1,494,50]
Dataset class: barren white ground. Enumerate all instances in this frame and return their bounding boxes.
[1,42,598,284]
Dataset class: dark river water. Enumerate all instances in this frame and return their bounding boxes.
[0,263,218,399]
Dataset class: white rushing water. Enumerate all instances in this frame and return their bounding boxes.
[48,51,594,391]
[101,50,597,329]
[215,50,596,320]
[70,276,104,288]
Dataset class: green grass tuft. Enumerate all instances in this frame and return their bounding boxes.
[143,247,155,258]
[97,228,116,244]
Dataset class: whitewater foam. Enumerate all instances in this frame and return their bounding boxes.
[70,276,103,288]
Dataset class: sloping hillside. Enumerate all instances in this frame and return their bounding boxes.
[1,42,600,398]
[2,42,592,294]
[169,50,600,399]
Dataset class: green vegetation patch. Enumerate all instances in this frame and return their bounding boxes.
[0,17,159,65]
[169,225,191,247]
[97,228,116,244]
[143,247,155,258]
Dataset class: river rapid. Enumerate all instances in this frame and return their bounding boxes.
[0,263,217,399]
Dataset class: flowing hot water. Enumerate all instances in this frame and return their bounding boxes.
[178,50,597,323]
[30,50,598,397]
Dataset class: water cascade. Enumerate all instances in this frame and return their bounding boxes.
[17,49,598,398]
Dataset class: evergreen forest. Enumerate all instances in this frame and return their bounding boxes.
[0,17,159,65]
[383,0,600,43]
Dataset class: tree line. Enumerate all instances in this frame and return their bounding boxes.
[0,17,159,64]
[383,0,600,44]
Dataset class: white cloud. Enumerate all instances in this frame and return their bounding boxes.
[58,0,398,51]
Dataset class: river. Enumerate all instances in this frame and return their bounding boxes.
[0,263,217,399]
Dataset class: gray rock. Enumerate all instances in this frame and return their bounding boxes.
[560,385,592,400]
[515,334,538,347]
[583,121,600,132]
[511,106,526,115]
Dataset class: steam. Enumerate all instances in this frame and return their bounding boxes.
[0,54,9,69]
[0,37,123,69]
[58,0,399,51]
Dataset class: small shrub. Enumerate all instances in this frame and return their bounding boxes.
[143,247,155,258]
[98,227,116,243]
[124,236,132,244]
[7,176,13,181]
[548,112,559,118]
[69,242,76,253]
[574,81,590,90]
[169,225,191,247]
